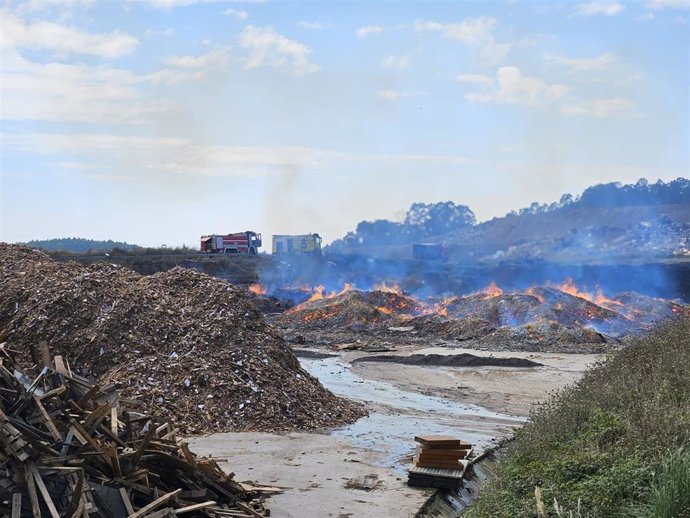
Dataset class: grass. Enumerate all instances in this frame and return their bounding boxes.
[465,319,690,518]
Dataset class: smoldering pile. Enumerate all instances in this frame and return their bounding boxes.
[277,281,688,348]
[0,244,365,434]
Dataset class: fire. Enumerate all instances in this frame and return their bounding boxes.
[553,278,621,306]
[525,287,545,303]
[338,283,354,295]
[374,282,403,294]
[305,283,353,303]
[480,281,503,298]
[431,296,456,317]
[248,283,266,296]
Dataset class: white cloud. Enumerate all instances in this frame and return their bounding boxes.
[648,0,690,8]
[1,132,471,178]
[0,48,229,124]
[545,53,615,72]
[414,17,496,45]
[238,25,318,75]
[456,73,494,87]
[356,25,384,38]
[0,11,138,58]
[223,8,248,19]
[0,53,165,123]
[381,53,410,69]
[298,21,329,30]
[14,0,94,14]
[144,27,176,37]
[413,17,512,63]
[165,48,228,69]
[463,66,568,106]
[574,2,625,16]
[562,98,636,117]
[377,89,427,101]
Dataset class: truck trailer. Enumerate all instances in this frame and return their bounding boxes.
[200,231,262,254]
[272,233,322,255]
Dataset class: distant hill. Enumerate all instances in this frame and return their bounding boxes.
[329,178,690,264]
[23,238,139,254]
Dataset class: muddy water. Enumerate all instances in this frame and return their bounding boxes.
[300,357,524,472]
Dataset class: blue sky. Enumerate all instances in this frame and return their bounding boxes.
[1,0,688,247]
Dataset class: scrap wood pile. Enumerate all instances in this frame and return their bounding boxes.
[0,344,273,518]
[408,435,472,490]
[0,244,365,434]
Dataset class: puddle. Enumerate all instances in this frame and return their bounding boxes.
[300,357,525,471]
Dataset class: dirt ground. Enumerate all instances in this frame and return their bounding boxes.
[346,345,602,416]
[189,343,602,518]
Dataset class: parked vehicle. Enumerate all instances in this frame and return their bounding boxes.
[200,231,262,254]
[272,233,322,255]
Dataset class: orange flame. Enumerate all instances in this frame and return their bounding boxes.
[248,283,266,296]
[480,281,503,298]
[554,278,620,306]
[305,283,353,303]
[374,282,403,294]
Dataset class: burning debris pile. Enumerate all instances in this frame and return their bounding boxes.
[276,280,688,348]
[0,244,365,434]
[0,346,275,518]
[279,284,424,330]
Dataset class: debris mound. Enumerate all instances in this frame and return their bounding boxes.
[352,353,542,368]
[277,279,688,348]
[0,347,274,517]
[279,290,424,330]
[0,244,365,434]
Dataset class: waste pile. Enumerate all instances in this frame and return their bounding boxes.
[0,344,274,517]
[279,290,424,330]
[277,281,689,347]
[0,244,365,434]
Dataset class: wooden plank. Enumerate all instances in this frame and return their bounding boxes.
[111,407,119,435]
[39,385,67,401]
[30,464,61,518]
[53,355,68,375]
[37,341,52,369]
[128,488,181,518]
[11,493,22,518]
[235,502,263,518]
[23,464,41,518]
[119,487,135,515]
[173,501,217,514]
[83,403,112,432]
[130,423,157,471]
[143,508,175,518]
[32,396,63,441]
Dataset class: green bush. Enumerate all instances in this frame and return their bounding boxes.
[466,319,690,518]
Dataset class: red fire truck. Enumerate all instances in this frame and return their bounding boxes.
[200,231,262,254]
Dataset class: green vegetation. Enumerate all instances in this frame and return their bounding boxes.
[24,237,139,253]
[466,319,690,518]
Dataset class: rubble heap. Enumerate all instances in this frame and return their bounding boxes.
[0,345,274,517]
[0,244,365,434]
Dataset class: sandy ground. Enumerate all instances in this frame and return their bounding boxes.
[346,346,602,417]
[189,344,602,517]
[188,432,431,518]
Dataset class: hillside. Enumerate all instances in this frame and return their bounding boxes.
[329,178,690,265]
[466,319,690,517]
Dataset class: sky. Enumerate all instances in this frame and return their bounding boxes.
[0,0,688,247]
